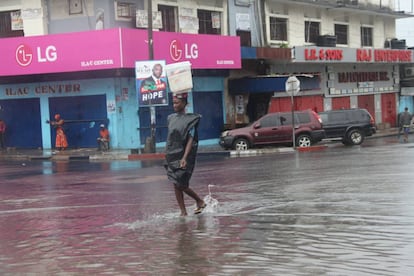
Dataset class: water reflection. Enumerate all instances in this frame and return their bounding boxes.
[2,142,414,274]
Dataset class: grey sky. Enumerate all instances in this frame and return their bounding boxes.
[395,0,414,47]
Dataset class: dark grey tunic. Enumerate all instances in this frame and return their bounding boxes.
[165,113,201,188]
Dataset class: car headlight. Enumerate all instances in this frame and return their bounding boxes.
[221,130,229,137]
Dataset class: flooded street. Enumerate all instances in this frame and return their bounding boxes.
[1,139,414,275]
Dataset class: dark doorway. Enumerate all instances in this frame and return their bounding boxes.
[49,95,107,148]
[0,98,42,148]
[246,93,271,122]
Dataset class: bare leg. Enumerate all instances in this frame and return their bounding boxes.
[174,186,187,216]
[183,187,205,207]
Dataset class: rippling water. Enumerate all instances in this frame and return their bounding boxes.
[1,142,414,275]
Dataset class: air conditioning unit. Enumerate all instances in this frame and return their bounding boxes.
[404,67,414,78]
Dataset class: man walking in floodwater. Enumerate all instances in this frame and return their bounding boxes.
[164,93,206,216]
[399,107,412,143]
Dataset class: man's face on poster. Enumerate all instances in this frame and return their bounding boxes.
[152,64,163,79]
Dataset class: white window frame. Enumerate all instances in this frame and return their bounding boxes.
[334,21,349,46]
[114,1,136,21]
[267,13,288,44]
[360,24,374,48]
[304,18,321,45]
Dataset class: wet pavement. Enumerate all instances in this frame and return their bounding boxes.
[0,127,400,161]
[2,132,414,275]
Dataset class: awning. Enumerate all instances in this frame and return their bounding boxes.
[229,75,321,94]
[229,76,288,94]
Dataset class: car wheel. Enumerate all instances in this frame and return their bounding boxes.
[296,134,312,147]
[347,129,364,145]
[233,138,249,150]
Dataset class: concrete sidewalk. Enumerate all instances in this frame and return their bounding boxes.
[0,144,229,161]
[0,127,400,161]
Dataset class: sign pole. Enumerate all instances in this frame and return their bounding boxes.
[285,76,300,149]
[144,0,156,153]
[291,93,295,149]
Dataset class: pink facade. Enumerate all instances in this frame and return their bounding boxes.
[0,28,241,76]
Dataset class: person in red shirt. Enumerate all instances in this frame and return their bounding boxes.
[0,119,6,150]
[97,124,110,151]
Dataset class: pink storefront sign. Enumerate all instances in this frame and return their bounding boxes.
[0,28,241,76]
[0,29,124,76]
[121,29,241,69]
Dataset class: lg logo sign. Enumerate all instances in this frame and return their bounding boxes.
[15,44,57,67]
[169,39,198,61]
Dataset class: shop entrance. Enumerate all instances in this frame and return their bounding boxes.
[247,93,271,122]
[381,93,397,127]
[358,94,375,122]
[332,97,351,110]
[0,98,42,148]
[49,95,108,148]
[268,95,323,113]
[193,91,224,140]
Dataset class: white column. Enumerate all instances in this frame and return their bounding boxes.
[21,0,48,36]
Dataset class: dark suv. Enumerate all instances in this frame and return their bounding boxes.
[318,108,376,145]
[219,109,325,150]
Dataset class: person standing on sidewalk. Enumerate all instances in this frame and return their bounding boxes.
[399,107,413,143]
[164,93,206,216]
[0,119,6,150]
[48,114,68,151]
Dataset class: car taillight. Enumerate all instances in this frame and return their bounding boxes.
[369,115,375,125]
[313,111,323,124]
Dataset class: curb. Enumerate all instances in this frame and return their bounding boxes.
[128,153,165,160]
[296,145,328,152]
[230,147,295,157]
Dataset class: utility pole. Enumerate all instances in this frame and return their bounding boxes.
[144,0,156,153]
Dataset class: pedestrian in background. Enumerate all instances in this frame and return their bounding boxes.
[0,119,6,150]
[164,93,206,216]
[97,124,110,151]
[399,107,412,143]
[48,114,68,151]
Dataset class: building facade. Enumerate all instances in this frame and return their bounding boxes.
[226,0,414,130]
[0,0,413,149]
[0,0,239,150]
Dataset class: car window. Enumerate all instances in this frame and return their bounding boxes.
[279,114,292,125]
[330,112,347,123]
[260,114,279,127]
[296,113,311,124]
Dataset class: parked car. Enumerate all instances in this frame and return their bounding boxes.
[219,109,325,150]
[318,108,376,145]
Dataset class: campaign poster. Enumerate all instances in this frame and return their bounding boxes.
[136,60,168,106]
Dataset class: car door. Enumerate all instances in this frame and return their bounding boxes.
[252,113,282,145]
[323,111,348,138]
[277,113,295,142]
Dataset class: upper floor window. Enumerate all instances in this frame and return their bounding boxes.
[305,20,320,43]
[115,1,136,21]
[197,9,221,35]
[269,17,287,41]
[158,5,177,32]
[0,10,24,38]
[335,23,348,45]
[361,26,373,47]
[237,30,251,46]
